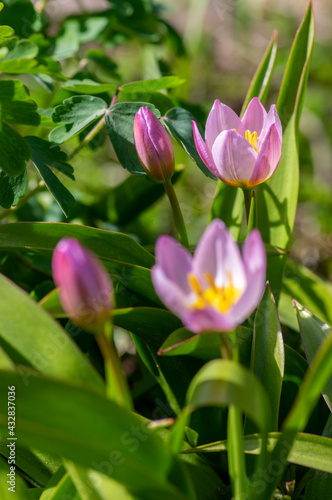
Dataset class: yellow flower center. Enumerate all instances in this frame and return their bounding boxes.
[188,272,242,313]
[245,130,258,153]
[234,129,258,153]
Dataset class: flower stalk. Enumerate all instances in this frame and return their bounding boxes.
[163,179,189,249]
[96,319,133,410]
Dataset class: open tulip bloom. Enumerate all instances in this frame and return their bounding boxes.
[152,219,266,333]
[192,97,282,188]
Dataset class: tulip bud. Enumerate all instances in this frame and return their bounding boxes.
[133,106,175,182]
[52,238,113,333]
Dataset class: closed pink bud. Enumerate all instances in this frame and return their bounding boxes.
[52,238,113,333]
[134,106,175,182]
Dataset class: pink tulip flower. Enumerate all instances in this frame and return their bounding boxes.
[152,219,266,333]
[52,238,113,332]
[134,106,175,182]
[192,97,282,188]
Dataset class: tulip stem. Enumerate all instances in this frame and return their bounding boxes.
[164,179,190,249]
[243,188,252,227]
[97,321,133,411]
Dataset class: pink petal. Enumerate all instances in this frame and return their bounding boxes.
[205,100,244,151]
[52,238,113,326]
[242,97,267,137]
[141,107,175,173]
[211,130,257,187]
[192,121,221,179]
[258,105,282,145]
[230,230,266,323]
[134,113,164,179]
[151,235,193,318]
[154,235,192,292]
[151,266,190,319]
[192,219,246,291]
[248,124,281,187]
[184,308,236,333]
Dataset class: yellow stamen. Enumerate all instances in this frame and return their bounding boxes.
[188,273,203,295]
[187,271,242,314]
[245,130,258,153]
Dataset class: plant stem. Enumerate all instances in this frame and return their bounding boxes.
[0,181,45,222]
[243,188,252,226]
[69,88,121,160]
[163,179,189,249]
[69,115,106,160]
[96,320,133,410]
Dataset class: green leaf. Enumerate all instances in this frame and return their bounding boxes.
[169,359,271,457]
[251,284,284,431]
[0,222,158,304]
[63,79,118,95]
[105,101,160,176]
[304,414,332,499]
[210,182,243,240]
[49,96,108,144]
[259,313,332,499]
[40,472,80,500]
[26,136,76,217]
[0,454,28,499]
[159,329,222,361]
[0,167,27,208]
[0,24,14,41]
[0,123,31,176]
[282,260,332,328]
[0,39,38,60]
[0,370,190,500]
[241,30,278,114]
[294,302,332,412]
[185,431,332,474]
[0,273,104,390]
[256,3,314,299]
[120,76,185,94]
[0,441,61,488]
[39,468,79,500]
[0,79,40,125]
[163,107,217,180]
[65,462,135,500]
[278,292,299,331]
[26,137,74,180]
[0,0,36,38]
[51,19,80,61]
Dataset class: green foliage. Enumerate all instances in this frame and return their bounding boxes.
[26,137,76,216]
[0,1,331,498]
[49,96,108,144]
[257,3,314,297]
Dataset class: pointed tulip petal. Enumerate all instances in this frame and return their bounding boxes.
[230,230,266,323]
[249,124,281,187]
[242,97,267,136]
[205,100,244,151]
[192,120,221,179]
[154,235,192,292]
[258,104,282,144]
[211,130,257,187]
